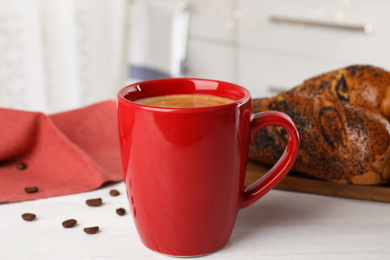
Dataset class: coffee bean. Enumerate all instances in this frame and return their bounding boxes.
[85,198,102,207]
[116,208,126,216]
[109,189,120,196]
[25,186,39,193]
[62,219,77,228]
[22,213,36,221]
[16,162,27,170]
[84,226,99,234]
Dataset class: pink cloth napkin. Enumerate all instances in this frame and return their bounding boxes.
[0,100,123,203]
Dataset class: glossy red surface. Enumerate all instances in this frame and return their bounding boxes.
[117,78,299,256]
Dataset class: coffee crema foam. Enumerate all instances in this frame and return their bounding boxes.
[136,94,235,108]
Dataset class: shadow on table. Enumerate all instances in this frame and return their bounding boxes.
[228,190,330,248]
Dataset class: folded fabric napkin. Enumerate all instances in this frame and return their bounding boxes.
[0,100,123,203]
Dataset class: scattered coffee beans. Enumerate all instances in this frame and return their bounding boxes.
[22,213,36,221]
[84,226,99,234]
[109,189,120,196]
[116,208,126,216]
[62,219,77,228]
[20,189,127,235]
[16,162,27,170]
[85,198,102,207]
[25,186,39,193]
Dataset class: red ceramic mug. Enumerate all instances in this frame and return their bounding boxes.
[117,78,300,257]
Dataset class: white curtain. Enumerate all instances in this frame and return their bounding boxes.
[0,0,130,113]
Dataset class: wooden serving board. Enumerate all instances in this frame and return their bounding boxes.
[245,160,390,203]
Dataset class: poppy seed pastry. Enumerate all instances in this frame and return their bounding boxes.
[249,92,390,185]
[290,65,390,119]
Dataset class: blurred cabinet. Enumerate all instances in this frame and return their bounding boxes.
[185,0,236,83]
[185,0,390,98]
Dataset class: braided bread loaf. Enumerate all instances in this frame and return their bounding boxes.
[249,65,390,185]
[290,65,390,119]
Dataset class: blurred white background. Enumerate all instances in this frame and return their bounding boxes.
[0,0,130,113]
[1,0,389,113]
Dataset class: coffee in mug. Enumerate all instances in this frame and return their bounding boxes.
[117,78,300,257]
[136,94,235,108]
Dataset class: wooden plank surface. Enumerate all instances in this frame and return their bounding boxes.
[245,160,390,203]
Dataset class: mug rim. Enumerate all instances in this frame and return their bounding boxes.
[117,78,251,112]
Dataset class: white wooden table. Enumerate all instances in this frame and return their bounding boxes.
[2,181,390,259]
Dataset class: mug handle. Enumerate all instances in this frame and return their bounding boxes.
[241,111,300,209]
